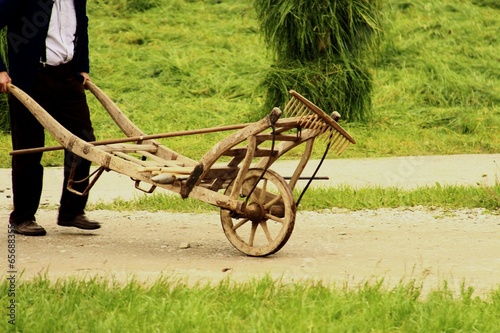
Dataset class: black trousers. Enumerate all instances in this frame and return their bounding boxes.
[9,63,96,224]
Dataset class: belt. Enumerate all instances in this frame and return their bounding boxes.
[39,61,75,76]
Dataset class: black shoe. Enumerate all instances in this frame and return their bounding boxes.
[11,221,47,236]
[57,214,101,230]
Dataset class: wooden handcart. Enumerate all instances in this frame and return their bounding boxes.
[8,82,355,256]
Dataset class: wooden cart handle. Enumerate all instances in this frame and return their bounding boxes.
[9,123,253,155]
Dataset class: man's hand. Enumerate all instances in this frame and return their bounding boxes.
[80,72,91,88]
[0,71,12,93]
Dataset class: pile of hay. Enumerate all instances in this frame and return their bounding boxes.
[254,0,381,122]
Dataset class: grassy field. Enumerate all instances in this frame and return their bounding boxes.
[1,1,499,331]
[2,276,500,333]
[89,183,500,212]
[0,0,498,167]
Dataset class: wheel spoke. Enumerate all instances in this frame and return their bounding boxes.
[264,212,285,224]
[248,181,264,203]
[233,218,250,231]
[248,221,258,246]
[249,189,260,203]
[263,195,282,210]
[259,221,274,242]
[259,179,268,202]
[241,182,253,198]
[249,179,282,209]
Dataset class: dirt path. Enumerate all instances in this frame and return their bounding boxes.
[3,207,499,296]
[2,155,499,296]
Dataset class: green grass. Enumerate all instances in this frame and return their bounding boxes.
[0,0,499,166]
[1,2,499,329]
[362,0,500,156]
[299,183,500,211]
[88,183,500,212]
[2,276,500,333]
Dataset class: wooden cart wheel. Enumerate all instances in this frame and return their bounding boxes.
[220,168,296,257]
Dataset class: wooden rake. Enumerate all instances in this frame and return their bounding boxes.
[284,90,356,156]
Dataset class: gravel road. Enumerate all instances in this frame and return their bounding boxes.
[2,207,499,297]
[2,154,499,297]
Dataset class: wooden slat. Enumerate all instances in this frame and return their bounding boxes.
[137,166,194,174]
[255,134,299,142]
[137,151,185,167]
[113,152,158,167]
[99,144,157,153]
[222,147,278,157]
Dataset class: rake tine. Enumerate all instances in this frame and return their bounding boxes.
[336,139,351,155]
[329,133,345,152]
[284,97,297,117]
[318,127,335,143]
[286,98,302,118]
[337,138,351,155]
[310,116,325,132]
[292,103,307,120]
[300,113,316,129]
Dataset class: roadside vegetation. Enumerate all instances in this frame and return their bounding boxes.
[0,0,498,166]
[89,182,500,212]
[2,276,500,333]
[1,1,499,330]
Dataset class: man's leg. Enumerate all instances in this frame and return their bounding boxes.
[57,78,95,221]
[33,66,99,229]
[8,95,47,235]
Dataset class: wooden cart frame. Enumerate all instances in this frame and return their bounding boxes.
[8,82,355,256]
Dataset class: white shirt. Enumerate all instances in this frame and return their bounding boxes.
[44,0,77,66]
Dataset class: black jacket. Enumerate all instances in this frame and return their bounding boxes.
[0,0,90,91]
